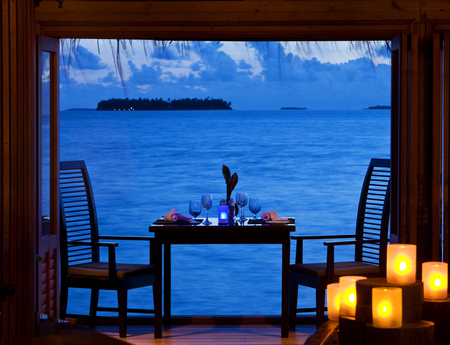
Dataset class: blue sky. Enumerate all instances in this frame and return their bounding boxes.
[60,40,391,111]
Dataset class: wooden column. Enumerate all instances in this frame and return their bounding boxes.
[414,29,435,267]
[391,28,439,271]
[1,0,37,343]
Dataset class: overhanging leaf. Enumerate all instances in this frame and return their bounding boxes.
[222,164,231,184]
[227,172,238,201]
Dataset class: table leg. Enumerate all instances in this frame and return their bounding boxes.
[163,244,171,325]
[154,240,163,338]
[281,237,290,338]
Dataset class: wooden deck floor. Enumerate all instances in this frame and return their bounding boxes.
[33,321,316,345]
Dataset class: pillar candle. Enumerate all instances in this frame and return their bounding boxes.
[327,283,340,321]
[386,244,416,284]
[339,276,367,316]
[372,287,402,328]
[422,262,448,299]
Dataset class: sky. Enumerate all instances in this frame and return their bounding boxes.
[59,40,391,111]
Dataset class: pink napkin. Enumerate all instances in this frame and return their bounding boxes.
[164,208,193,222]
[262,210,288,221]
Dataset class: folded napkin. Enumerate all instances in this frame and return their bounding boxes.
[163,208,193,222]
[262,210,288,221]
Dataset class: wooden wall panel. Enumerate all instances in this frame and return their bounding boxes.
[444,35,450,267]
[432,34,443,260]
[1,0,37,343]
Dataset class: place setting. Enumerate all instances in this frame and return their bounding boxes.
[152,194,213,226]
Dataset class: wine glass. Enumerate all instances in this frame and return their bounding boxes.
[249,197,261,220]
[236,192,249,221]
[189,200,202,224]
[201,194,213,225]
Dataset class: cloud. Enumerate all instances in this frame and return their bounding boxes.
[59,40,391,111]
[61,45,108,71]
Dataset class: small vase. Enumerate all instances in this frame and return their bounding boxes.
[228,204,235,224]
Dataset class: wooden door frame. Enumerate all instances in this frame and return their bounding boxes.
[36,35,60,331]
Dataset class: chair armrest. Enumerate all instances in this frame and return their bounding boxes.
[67,240,119,248]
[292,234,356,264]
[66,241,118,279]
[323,239,388,247]
[323,239,389,284]
[291,234,355,241]
[98,235,154,241]
[97,236,155,265]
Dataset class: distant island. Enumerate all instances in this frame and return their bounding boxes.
[97,97,232,111]
[281,107,307,110]
[364,105,391,110]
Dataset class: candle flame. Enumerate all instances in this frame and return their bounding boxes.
[377,300,393,318]
[399,261,407,272]
[394,255,412,275]
[349,293,355,303]
[334,294,340,311]
[430,272,447,291]
[343,287,357,307]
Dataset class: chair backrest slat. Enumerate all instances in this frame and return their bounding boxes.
[60,160,100,275]
[355,158,390,270]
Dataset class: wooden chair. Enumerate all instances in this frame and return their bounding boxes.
[59,160,159,338]
[289,158,390,328]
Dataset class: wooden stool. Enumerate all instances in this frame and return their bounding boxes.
[422,295,450,345]
[339,316,366,345]
[355,278,423,324]
[365,321,434,345]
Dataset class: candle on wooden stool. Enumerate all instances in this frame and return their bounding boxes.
[339,276,366,316]
[422,262,448,299]
[386,244,416,284]
[327,283,340,321]
[372,287,402,328]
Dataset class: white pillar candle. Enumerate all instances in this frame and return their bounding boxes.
[386,244,416,284]
[422,262,448,299]
[372,287,402,328]
[339,276,367,316]
[327,283,340,321]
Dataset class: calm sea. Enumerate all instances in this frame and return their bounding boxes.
[60,109,390,316]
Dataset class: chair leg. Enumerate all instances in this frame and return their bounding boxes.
[87,288,99,328]
[289,283,298,328]
[89,288,99,316]
[316,285,326,328]
[117,285,128,338]
[60,283,69,320]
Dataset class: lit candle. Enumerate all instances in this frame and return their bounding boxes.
[372,287,402,328]
[218,205,229,224]
[386,244,416,284]
[327,283,340,321]
[339,276,367,316]
[422,262,448,299]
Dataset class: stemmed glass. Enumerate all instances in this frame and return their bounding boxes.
[249,197,261,220]
[201,194,213,225]
[189,200,202,224]
[236,192,249,221]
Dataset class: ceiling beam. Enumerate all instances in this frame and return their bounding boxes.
[34,0,450,39]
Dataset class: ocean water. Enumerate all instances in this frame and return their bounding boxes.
[60,109,390,316]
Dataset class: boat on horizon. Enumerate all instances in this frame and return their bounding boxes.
[364,105,391,110]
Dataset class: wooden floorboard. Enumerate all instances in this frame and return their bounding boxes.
[33,322,316,345]
[97,324,315,344]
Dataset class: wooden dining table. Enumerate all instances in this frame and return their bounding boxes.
[149,217,295,338]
